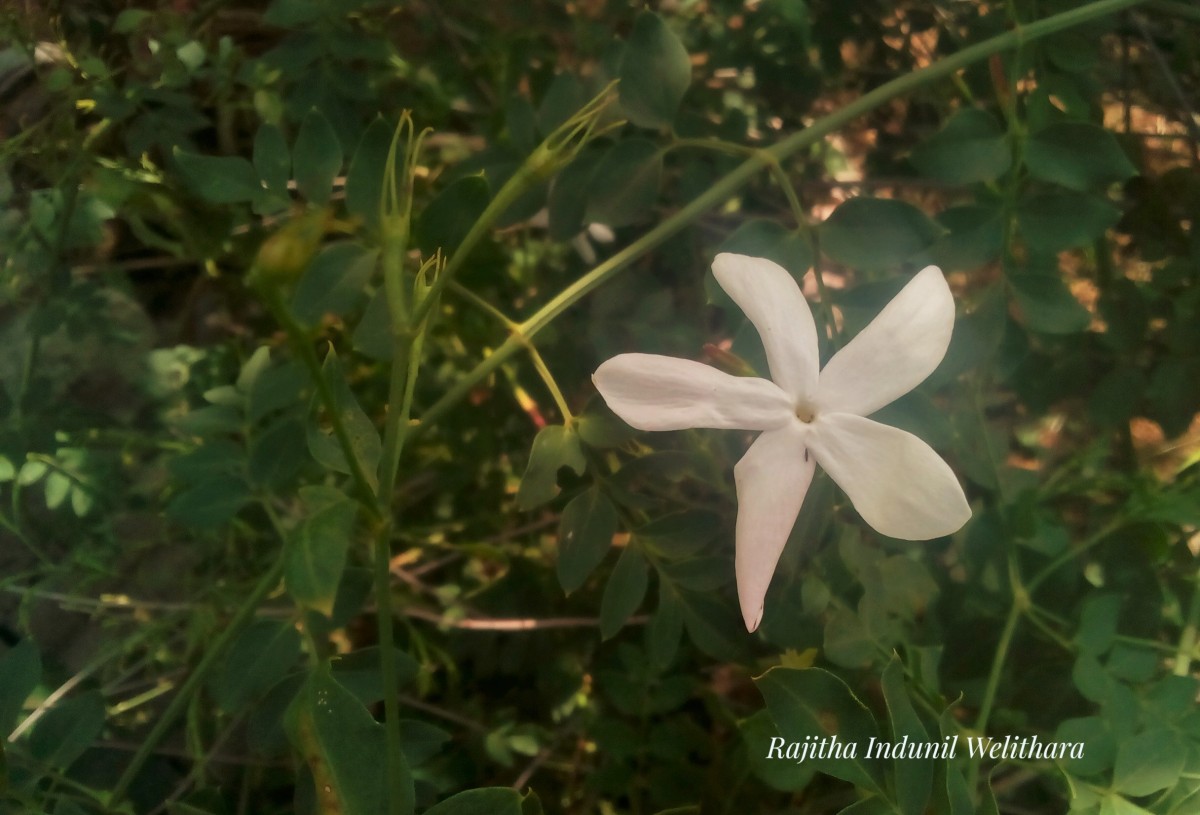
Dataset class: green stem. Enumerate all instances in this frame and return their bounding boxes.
[261,287,380,514]
[969,595,1021,790]
[1173,575,1200,677]
[410,163,539,328]
[1026,518,1123,593]
[109,551,285,806]
[412,0,1146,436]
[450,282,574,423]
[373,518,411,815]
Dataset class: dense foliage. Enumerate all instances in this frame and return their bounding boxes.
[2,1,1199,814]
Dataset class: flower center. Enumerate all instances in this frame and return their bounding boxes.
[795,405,815,423]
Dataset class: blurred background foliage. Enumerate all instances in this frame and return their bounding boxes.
[1,0,1199,814]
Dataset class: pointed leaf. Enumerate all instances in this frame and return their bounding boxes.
[286,664,410,815]
[911,109,1011,184]
[881,659,933,815]
[345,117,396,230]
[821,198,944,271]
[306,348,381,492]
[600,544,649,639]
[424,788,523,815]
[254,123,291,193]
[173,148,262,204]
[293,109,342,206]
[29,691,105,771]
[557,486,617,593]
[415,175,491,255]
[584,139,662,227]
[618,12,691,130]
[210,620,302,712]
[0,640,40,735]
[515,425,586,510]
[1026,123,1137,191]
[286,488,357,616]
[755,667,884,793]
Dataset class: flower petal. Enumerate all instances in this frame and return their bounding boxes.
[712,253,819,403]
[733,422,815,632]
[806,413,970,540]
[593,353,793,431]
[816,265,954,417]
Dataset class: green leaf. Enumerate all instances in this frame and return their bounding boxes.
[740,709,815,791]
[716,220,813,290]
[329,645,420,705]
[557,486,618,593]
[1075,594,1120,656]
[930,205,1005,272]
[515,425,586,510]
[1113,728,1186,796]
[167,477,251,529]
[537,72,586,137]
[173,148,263,204]
[248,360,307,425]
[676,588,743,661]
[352,290,393,362]
[881,659,933,815]
[291,241,377,325]
[636,511,722,559]
[286,664,407,815]
[345,117,396,230]
[399,719,450,766]
[306,348,381,492]
[0,640,40,734]
[1100,794,1157,815]
[424,788,523,815]
[506,93,537,154]
[29,691,105,771]
[836,799,894,815]
[548,150,603,241]
[910,108,1011,184]
[823,607,876,669]
[1055,717,1115,777]
[1017,191,1120,252]
[253,123,291,194]
[286,488,357,616]
[584,139,663,227]
[600,544,649,639]
[1025,123,1137,191]
[1007,271,1090,334]
[210,620,302,712]
[574,408,637,449]
[618,12,691,130]
[755,667,884,792]
[647,582,684,669]
[293,109,342,206]
[415,175,491,255]
[821,198,944,271]
[248,416,308,487]
[237,346,273,393]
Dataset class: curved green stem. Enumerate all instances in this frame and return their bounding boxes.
[413,0,1146,436]
[1026,518,1123,593]
[450,282,574,423]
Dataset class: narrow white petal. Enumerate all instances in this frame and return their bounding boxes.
[712,253,820,403]
[816,265,955,417]
[806,413,970,540]
[733,423,815,632]
[593,353,793,432]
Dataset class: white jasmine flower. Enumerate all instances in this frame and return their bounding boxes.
[593,253,971,632]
